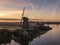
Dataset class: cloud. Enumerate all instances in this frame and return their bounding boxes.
[0,0,31,10]
[48,0,60,20]
[29,1,35,11]
[0,0,60,21]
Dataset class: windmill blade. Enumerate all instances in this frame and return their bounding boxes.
[21,7,25,27]
[21,7,25,22]
[22,7,25,18]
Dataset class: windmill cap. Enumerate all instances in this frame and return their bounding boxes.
[22,17,29,20]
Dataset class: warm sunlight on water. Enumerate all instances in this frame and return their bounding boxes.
[0,20,20,22]
[0,19,45,22]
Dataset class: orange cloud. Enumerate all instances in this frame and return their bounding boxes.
[0,0,60,22]
[0,10,22,18]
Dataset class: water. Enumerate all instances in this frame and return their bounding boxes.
[30,24,60,45]
[1,24,60,45]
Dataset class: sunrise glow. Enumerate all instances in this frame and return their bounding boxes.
[0,0,60,22]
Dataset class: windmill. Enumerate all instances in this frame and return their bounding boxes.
[21,7,25,27]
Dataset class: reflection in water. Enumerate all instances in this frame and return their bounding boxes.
[0,24,60,45]
[12,30,49,45]
[10,40,20,45]
[0,26,51,45]
[31,24,60,45]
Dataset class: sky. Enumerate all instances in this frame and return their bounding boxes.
[0,0,60,21]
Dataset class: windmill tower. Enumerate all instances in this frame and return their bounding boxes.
[21,7,30,29]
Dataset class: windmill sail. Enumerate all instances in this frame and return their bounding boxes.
[22,7,25,20]
[21,7,25,27]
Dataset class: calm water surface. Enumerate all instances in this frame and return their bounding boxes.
[10,24,60,45]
